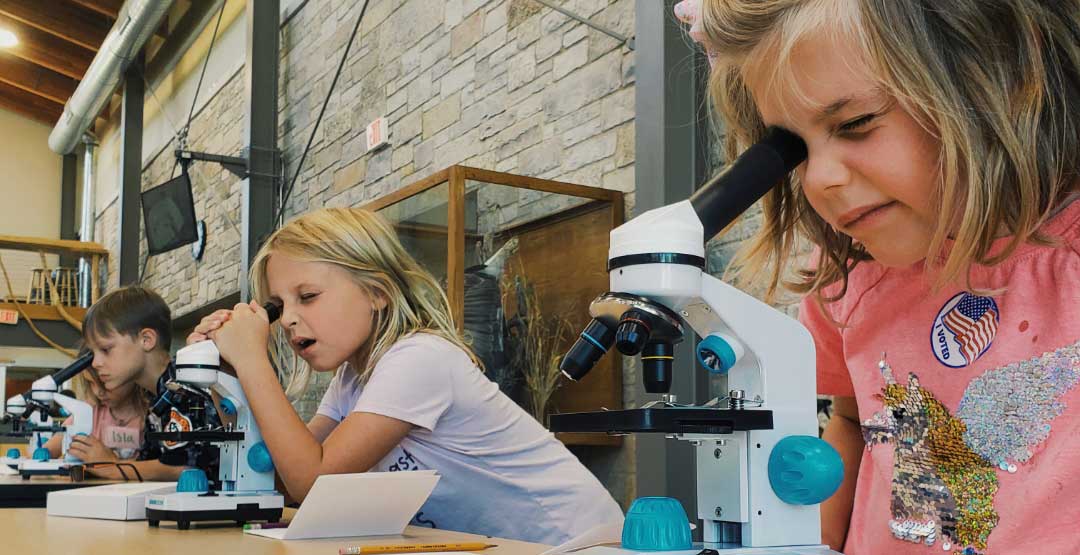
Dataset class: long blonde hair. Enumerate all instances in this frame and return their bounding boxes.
[251,207,479,393]
[702,0,1080,302]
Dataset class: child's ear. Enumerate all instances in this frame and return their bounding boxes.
[138,328,160,352]
[372,291,389,312]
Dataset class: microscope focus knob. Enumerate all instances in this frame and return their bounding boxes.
[32,447,50,461]
[247,441,275,473]
[6,448,20,458]
[615,310,652,356]
[768,435,844,505]
[177,469,210,493]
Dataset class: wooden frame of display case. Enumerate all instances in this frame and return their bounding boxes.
[364,166,625,446]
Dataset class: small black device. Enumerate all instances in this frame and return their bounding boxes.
[141,171,199,255]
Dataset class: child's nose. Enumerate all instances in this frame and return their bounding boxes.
[801,145,852,195]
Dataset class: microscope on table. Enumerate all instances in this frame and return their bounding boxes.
[550,128,843,551]
[144,302,284,529]
[2,352,95,479]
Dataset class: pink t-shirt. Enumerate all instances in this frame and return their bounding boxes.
[64,404,144,460]
[800,199,1080,554]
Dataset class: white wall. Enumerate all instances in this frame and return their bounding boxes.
[0,108,63,297]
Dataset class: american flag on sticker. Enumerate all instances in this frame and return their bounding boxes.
[941,293,999,363]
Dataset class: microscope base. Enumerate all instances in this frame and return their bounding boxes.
[572,544,837,555]
[145,491,284,530]
[17,459,75,479]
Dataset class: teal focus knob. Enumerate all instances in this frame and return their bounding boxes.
[697,335,737,374]
[247,441,275,473]
[621,497,693,551]
[32,447,50,461]
[6,448,20,458]
[220,398,236,416]
[177,468,210,493]
[768,435,844,505]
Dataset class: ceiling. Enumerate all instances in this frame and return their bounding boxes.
[0,0,168,126]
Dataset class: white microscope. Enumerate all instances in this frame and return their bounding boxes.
[2,352,95,478]
[550,128,843,551]
[144,302,284,529]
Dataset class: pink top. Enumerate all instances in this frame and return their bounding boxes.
[64,403,144,460]
[800,199,1080,554]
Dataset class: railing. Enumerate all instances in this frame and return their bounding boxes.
[0,235,109,330]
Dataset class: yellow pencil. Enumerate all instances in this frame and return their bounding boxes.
[339,543,497,555]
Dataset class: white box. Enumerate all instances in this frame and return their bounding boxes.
[47,482,177,520]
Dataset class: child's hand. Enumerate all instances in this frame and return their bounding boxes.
[208,301,271,370]
[188,309,234,344]
[68,435,117,464]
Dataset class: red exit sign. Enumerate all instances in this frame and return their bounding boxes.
[0,308,18,325]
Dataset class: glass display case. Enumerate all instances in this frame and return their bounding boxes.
[365,166,625,446]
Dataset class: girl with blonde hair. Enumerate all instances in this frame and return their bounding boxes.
[44,348,149,462]
[190,207,622,545]
[677,0,1080,553]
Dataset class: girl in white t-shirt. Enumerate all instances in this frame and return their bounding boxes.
[190,207,622,544]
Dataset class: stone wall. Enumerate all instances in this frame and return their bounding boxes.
[96,0,638,507]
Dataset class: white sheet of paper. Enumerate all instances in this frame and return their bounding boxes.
[246,471,439,541]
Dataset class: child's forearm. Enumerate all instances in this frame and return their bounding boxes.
[820,397,864,552]
[43,433,63,459]
[235,358,325,501]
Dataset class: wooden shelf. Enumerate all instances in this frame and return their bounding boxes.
[0,303,86,322]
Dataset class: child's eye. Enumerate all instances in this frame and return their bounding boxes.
[299,293,319,302]
[838,113,878,134]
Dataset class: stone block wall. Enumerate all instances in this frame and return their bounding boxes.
[96,0,638,507]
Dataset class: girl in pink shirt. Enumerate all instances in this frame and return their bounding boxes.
[45,368,146,461]
[677,1,1080,553]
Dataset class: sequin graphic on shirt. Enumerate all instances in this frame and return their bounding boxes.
[861,340,1080,554]
[930,293,999,368]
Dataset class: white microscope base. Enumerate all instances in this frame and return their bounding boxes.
[576,545,838,555]
[17,459,75,478]
[145,491,284,529]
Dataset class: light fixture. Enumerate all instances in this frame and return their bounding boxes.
[0,29,17,48]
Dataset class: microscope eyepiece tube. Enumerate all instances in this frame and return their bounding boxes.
[689,126,807,240]
[49,351,95,386]
[560,318,616,381]
[263,301,282,323]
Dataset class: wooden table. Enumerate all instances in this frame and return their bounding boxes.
[0,508,550,555]
[0,475,120,508]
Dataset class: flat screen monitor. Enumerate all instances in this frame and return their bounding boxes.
[141,171,198,255]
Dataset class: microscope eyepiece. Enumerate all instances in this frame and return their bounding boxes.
[263,301,282,323]
[560,318,616,381]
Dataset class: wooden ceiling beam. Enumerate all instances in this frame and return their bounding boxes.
[0,52,78,104]
[68,0,123,19]
[0,79,63,125]
[0,0,112,52]
[0,15,94,80]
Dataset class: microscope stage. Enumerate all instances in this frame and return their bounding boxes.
[549,407,773,435]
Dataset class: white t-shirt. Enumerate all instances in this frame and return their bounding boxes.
[317,333,624,545]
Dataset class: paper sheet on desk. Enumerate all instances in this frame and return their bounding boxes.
[245,470,440,540]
